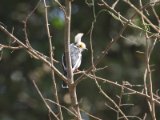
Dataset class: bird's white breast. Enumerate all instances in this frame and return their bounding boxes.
[70,44,82,70]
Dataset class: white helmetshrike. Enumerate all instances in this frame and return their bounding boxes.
[62,33,87,88]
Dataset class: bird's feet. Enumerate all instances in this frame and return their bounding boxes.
[74,69,80,73]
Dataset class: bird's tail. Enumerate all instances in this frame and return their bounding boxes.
[62,81,68,88]
[62,69,68,88]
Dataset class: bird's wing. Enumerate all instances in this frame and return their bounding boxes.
[62,43,82,73]
[61,53,67,71]
[72,54,82,72]
[70,44,79,70]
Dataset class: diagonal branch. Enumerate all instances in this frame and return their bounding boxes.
[32,80,60,120]
[123,0,160,33]
[0,25,68,84]
[93,76,128,120]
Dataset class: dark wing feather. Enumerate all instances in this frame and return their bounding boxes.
[61,53,67,76]
[61,53,68,88]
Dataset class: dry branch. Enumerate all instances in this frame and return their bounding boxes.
[64,0,82,119]
[0,25,68,84]
[43,0,63,119]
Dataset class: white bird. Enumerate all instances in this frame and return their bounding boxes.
[62,33,87,88]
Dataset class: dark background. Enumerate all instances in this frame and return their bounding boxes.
[0,0,160,119]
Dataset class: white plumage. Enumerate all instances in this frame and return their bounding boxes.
[75,33,84,43]
[62,33,87,88]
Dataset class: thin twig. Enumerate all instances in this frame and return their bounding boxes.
[123,0,160,33]
[80,109,102,120]
[54,0,66,16]
[0,25,68,84]
[32,80,60,120]
[112,0,120,9]
[23,0,41,46]
[139,0,157,119]
[45,99,77,117]
[119,116,143,120]
[0,44,23,50]
[100,0,150,34]
[94,76,128,120]
[85,74,160,105]
[75,17,131,86]
[43,0,63,119]
[87,6,128,118]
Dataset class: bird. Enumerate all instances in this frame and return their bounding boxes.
[61,33,87,88]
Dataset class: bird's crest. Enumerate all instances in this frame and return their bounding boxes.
[75,33,84,43]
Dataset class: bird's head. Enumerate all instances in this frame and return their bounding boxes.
[74,33,87,51]
[76,42,87,52]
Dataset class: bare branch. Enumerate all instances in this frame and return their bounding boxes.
[54,0,66,16]
[75,18,131,86]
[46,99,77,117]
[123,0,160,33]
[80,109,102,120]
[85,74,160,105]
[0,25,68,84]
[43,0,63,119]
[23,0,41,46]
[112,0,120,9]
[64,0,82,119]
[0,44,23,50]
[94,77,128,120]
[139,0,157,119]
[32,80,60,120]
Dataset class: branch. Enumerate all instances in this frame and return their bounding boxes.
[64,0,82,119]
[0,25,68,84]
[139,0,157,119]
[99,0,150,34]
[32,80,60,120]
[80,109,102,120]
[123,0,160,33]
[43,0,63,119]
[46,99,77,117]
[23,0,41,46]
[75,18,131,86]
[100,0,160,38]
[64,0,73,86]
[85,73,160,105]
[0,44,23,50]
[94,76,128,120]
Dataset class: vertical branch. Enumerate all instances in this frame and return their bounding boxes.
[89,0,96,70]
[88,1,128,119]
[140,0,149,103]
[147,27,157,120]
[64,0,82,119]
[139,1,156,120]
[144,33,157,120]
[117,83,124,119]
[64,1,72,83]
[43,0,63,119]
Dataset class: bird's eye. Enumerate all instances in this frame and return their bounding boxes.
[79,45,82,48]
